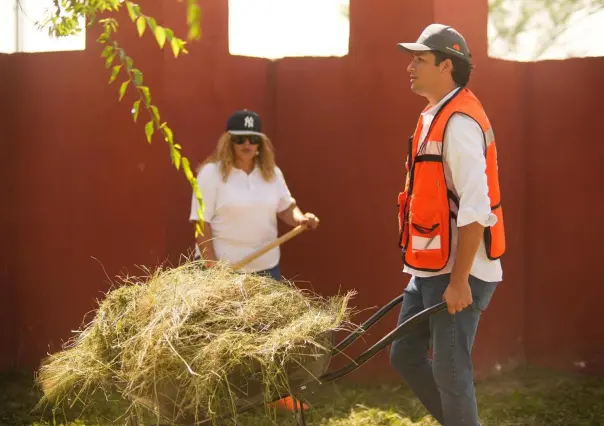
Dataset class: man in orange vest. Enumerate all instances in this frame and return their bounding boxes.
[390,24,506,426]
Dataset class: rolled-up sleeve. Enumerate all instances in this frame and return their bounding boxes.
[274,167,296,213]
[444,114,497,228]
[189,163,218,223]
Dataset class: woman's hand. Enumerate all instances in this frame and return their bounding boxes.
[279,204,320,230]
[298,212,320,230]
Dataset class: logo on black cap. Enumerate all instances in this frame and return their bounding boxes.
[226,110,263,136]
[244,116,255,129]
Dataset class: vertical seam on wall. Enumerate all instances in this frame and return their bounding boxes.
[522,61,531,364]
[266,61,277,142]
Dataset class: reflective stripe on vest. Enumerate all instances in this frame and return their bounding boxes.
[397,88,506,272]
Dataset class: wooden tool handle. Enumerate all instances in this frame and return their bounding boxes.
[231,225,307,270]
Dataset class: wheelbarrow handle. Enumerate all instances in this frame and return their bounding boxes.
[332,293,405,354]
[318,301,447,383]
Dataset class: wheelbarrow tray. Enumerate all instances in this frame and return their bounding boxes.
[128,298,446,426]
[127,331,335,425]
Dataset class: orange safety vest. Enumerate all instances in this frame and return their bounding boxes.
[397,88,506,272]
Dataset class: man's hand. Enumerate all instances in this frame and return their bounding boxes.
[445,222,483,315]
[298,212,320,230]
[443,280,473,314]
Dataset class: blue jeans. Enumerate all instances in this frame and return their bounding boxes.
[194,256,282,281]
[389,274,497,426]
[255,264,281,281]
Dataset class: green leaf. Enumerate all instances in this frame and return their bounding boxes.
[182,158,194,180]
[100,45,113,58]
[136,16,146,37]
[149,105,160,123]
[171,148,182,169]
[163,125,174,144]
[146,17,157,32]
[105,52,116,68]
[140,86,151,106]
[132,100,141,122]
[103,23,114,37]
[97,32,109,43]
[119,80,130,101]
[165,28,175,41]
[170,38,181,58]
[145,121,154,143]
[132,69,143,85]
[154,26,166,48]
[187,4,202,40]
[188,24,201,41]
[187,2,197,25]
[125,56,134,71]
[126,2,137,22]
[109,64,121,83]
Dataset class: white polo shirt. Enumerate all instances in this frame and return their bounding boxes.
[403,87,503,283]
[189,162,295,273]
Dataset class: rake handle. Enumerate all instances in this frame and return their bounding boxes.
[231,225,307,270]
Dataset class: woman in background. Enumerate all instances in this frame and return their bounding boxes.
[189,109,319,280]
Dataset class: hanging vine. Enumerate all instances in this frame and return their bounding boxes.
[38,0,205,236]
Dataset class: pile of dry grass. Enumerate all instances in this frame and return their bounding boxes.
[36,261,355,424]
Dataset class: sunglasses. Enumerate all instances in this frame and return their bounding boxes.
[231,135,262,145]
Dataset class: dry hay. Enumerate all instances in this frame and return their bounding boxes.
[36,261,355,425]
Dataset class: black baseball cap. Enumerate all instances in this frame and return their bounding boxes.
[226,109,263,136]
[397,24,471,63]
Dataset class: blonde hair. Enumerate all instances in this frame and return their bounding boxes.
[200,132,276,182]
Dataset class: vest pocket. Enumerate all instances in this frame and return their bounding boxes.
[410,215,442,251]
[405,193,450,271]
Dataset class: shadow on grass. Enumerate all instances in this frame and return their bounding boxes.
[1,366,603,425]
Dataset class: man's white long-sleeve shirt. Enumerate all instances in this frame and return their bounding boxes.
[403,87,503,283]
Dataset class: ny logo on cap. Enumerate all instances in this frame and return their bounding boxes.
[244,116,254,128]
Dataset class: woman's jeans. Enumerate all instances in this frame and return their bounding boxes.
[255,264,281,281]
[389,273,498,426]
[195,256,282,282]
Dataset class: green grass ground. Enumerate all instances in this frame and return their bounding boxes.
[2,366,603,425]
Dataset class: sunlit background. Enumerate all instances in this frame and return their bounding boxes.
[487,0,604,61]
[1,0,603,62]
[0,0,86,53]
[228,0,350,59]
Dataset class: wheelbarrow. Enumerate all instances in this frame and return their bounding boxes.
[231,293,447,426]
[129,226,448,425]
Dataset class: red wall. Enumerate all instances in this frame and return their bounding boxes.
[1,0,602,381]
[0,53,17,370]
[524,58,604,375]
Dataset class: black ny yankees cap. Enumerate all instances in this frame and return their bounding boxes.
[226,109,263,136]
[397,23,471,63]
